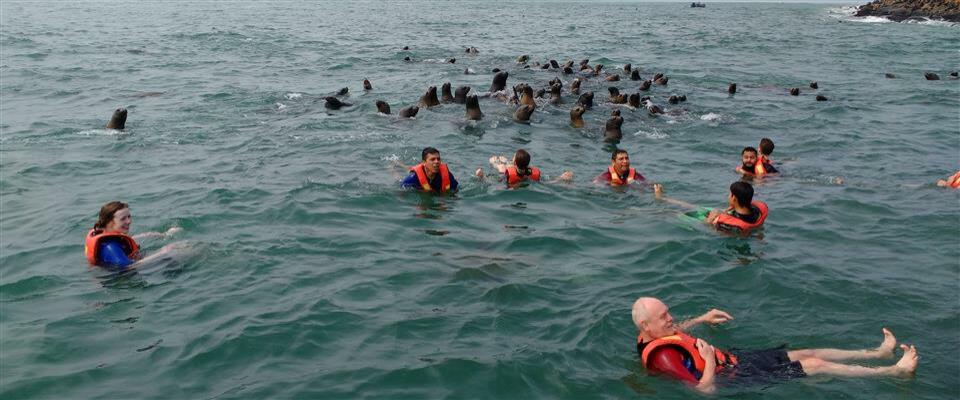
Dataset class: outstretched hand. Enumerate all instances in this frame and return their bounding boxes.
[699,309,733,325]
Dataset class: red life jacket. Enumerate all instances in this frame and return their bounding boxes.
[639,331,738,375]
[505,166,541,185]
[84,229,139,265]
[714,201,769,232]
[948,171,960,189]
[411,163,452,193]
[754,155,773,176]
[608,166,638,186]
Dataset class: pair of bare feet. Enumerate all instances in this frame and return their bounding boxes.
[877,328,920,375]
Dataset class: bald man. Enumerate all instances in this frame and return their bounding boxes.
[631,297,918,394]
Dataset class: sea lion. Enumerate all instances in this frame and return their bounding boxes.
[402,46,410,50]
[654,75,669,85]
[548,77,561,87]
[514,104,534,123]
[570,78,582,95]
[465,46,479,54]
[549,83,562,105]
[924,72,940,80]
[447,58,456,64]
[628,93,641,108]
[534,88,546,99]
[375,100,391,114]
[337,87,349,95]
[550,60,560,69]
[570,105,586,128]
[563,60,574,69]
[563,66,574,74]
[464,68,475,75]
[441,82,455,103]
[608,87,627,104]
[593,64,604,76]
[668,95,680,104]
[630,69,642,81]
[403,56,412,62]
[363,79,373,91]
[325,97,352,109]
[106,108,127,129]
[492,68,501,73]
[541,63,550,70]
[653,73,663,81]
[418,86,440,107]
[728,83,737,94]
[577,91,594,109]
[816,95,828,101]
[639,80,652,91]
[518,84,536,108]
[579,59,590,68]
[678,94,687,102]
[604,109,624,142]
[885,73,896,79]
[809,81,818,89]
[950,71,959,78]
[605,74,620,82]
[490,71,509,92]
[465,94,483,120]
[399,105,419,118]
[623,63,632,73]
[643,99,663,115]
[516,55,530,63]
[789,88,800,96]
[454,86,471,104]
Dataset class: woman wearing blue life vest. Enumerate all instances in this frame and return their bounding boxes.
[400,147,459,194]
[474,149,573,185]
[84,201,180,268]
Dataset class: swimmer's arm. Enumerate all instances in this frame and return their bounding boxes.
[653,184,699,209]
[678,309,734,331]
[694,339,718,394]
[132,227,181,241]
[547,171,574,184]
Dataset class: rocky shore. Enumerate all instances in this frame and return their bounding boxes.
[855,0,960,22]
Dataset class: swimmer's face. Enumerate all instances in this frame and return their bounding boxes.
[612,153,630,174]
[423,153,441,175]
[741,151,757,168]
[643,299,676,338]
[106,208,132,233]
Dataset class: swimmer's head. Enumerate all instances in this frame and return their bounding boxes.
[95,201,131,233]
[421,147,442,175]
[513,149,531,172]
[632,297,676,338]
[741,147,758,168]
[759,138,774,157]
[421,147,440,161]
[729,181,754,208]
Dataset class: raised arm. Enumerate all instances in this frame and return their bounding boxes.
[677,308,733,331]
[653,184,699,210]
[132,227,182,241]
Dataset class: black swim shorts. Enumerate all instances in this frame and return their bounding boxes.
[729,346,807,380]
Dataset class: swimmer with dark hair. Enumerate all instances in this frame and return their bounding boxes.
[594,149,645,186]
[736,146,777,177]
[475,149,573,185]
[84,201,181,269]
[655,181,768,234]
[400,147,459,194]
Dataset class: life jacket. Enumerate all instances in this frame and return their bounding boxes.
[608,166,638,186]
[411,163,451,193]
[639,331,738,376]
[948,171,960,189]
[84,229,139,265]
[754,155,774,176]
[714,201,768,232]
[505,166,541,185]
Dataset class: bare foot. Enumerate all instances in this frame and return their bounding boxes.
[894,344,918,376]
[874,328,896,358]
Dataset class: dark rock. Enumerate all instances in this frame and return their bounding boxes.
[855,0,960,23]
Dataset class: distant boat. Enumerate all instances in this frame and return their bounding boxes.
[690,2,706,7]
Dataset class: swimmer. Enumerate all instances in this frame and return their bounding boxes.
[632,296,918,394]
[475,149,573,185]
[594,149,645,186]
[757,138,779,174]
[735,147,777,177]
[936,170,960,189]
[84,201,181,269]
[654,181,768,233]
[400,147,460,194]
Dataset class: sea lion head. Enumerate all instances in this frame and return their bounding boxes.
[490,71,509,92]
[375,100,391,114]
[514,104,534,122]
[454,86,471,104]
[363,79,372,91]
[441,82,454,102]
[399,105,419,118]
[628,93,641,108]
[465,94,483,120]
[106,108,127,130]
[578,91,594,108]
[728,83,737,94]
[630,69,641,81]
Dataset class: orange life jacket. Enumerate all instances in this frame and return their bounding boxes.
[84,229,139,265]
[505,166,541,185]
[608,166,638,186]
[714,201,769,232]
[948,171,960,189]
[754,155,774,176]
[639,331,738,375]
[411,163,451,192]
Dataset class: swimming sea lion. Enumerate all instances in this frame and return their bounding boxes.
[604,109,623,142]
[654,75,669,85]
[403,56,412,62]
[815,95,828,101]
[608,87,626,104]
[550,60,560,69]
[534,88,546,99]
[106,108,127,129]
[605,74,620,82]
[668,95,680,104]
[464,68,476,75]
[549,83,562,105]
[490,71,509,92]
[399,105,419,118]
[418,86,440,107]
[678,94,687,102]
[593,64,604,76]
[337,87,349,95]
[653,73,663,82]
[577,91,594,109]
[325,97,352,109]
[570,106,586,128]
[579,59,590,68]
[562,66,573,75]
[623,63,632,73]
[789,88,800,96]
[402,46,410,50]
[441,82,455,103]
[454,86,471,104]
[541,63,550,70]
[465,94,483,120]
[363,79,373,91]
[564,60,574,69]
[375,100,391,114]
[809,81,818,89]
[728,83,737,94]
[466,46,479,54]
[517,55,530,63]
[492,68,501,73]
[643,99,663,115]
[639,80,652,91]
[628,93,641,108]
[519,84,536,107]
[630,69,641,81]
[924,72,940,80]
[950,71,958,78]
[885,73,896,79]
[570,78,582,95]
[514,104,534,123]
[447,58,456,64]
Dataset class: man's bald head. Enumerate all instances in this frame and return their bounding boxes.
[631,297,665,330]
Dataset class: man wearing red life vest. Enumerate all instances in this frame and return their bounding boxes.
[632,297,919,394]
[594,149,645,186]
[401,147,459,193]
[654,182,769,234]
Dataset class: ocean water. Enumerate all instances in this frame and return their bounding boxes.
[1,1,958,399]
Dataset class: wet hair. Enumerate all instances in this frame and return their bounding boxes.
[759,138,775,156]
[741,146,758,156]
[730,181,754,206]
[94,201,128,231]
[514,149,531,175]
[421,147,440,161]
[611,149,628,160]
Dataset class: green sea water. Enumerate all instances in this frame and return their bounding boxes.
[1,2,958,398]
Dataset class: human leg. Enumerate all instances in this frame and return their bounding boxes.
[798,345,918,378]
[787,328,896,362]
